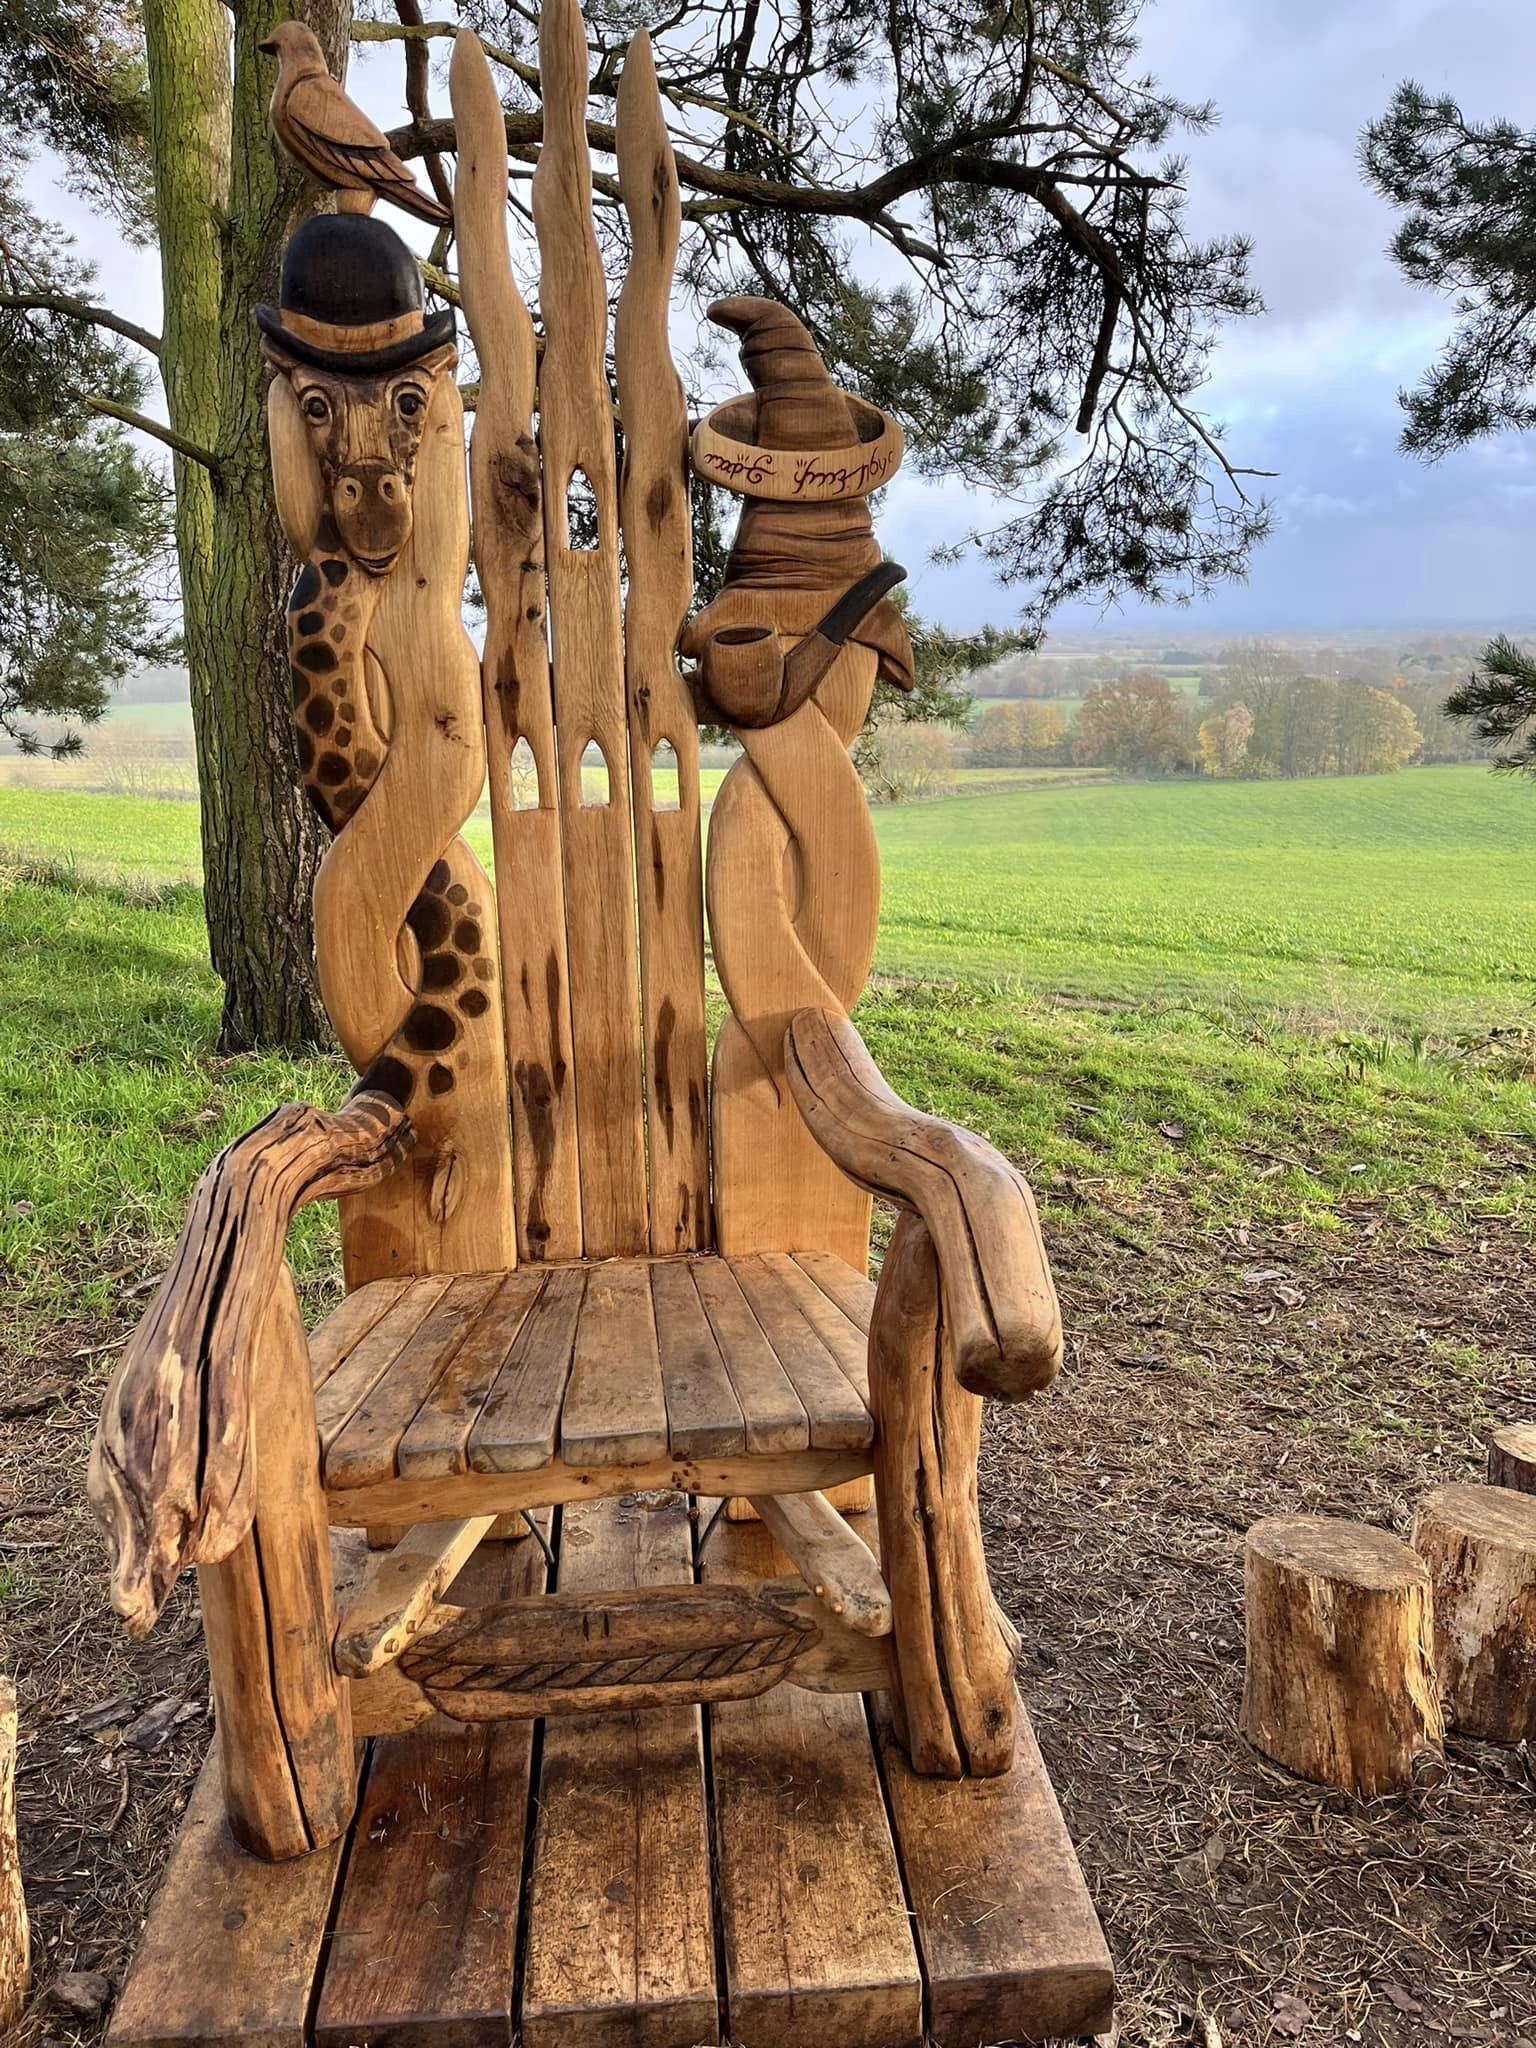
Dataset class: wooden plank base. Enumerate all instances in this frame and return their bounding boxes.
[110,1498,1111,2048]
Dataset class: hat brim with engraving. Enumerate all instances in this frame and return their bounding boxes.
[256,212,454,376]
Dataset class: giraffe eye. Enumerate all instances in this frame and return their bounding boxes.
[302,393,330,423]
[395,388,424,420]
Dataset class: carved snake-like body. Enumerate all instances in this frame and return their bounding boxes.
[689,301,913,1266]
[265,340,515,1278]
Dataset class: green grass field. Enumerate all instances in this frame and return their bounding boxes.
[1,765,1531,1332]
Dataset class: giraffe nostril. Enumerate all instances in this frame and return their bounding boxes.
[381,478,398,500]
[341,479,360,504]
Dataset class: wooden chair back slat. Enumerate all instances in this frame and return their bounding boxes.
[450,30,583,1263]
[531,0,649,1257]
[614,33,713,1255]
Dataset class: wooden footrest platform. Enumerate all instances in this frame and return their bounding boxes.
[109,1501,1111,2048]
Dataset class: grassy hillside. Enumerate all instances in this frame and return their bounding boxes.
[1,766,1531,1331]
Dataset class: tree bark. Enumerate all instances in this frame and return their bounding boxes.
[1240,1516,1444,1795]
[1489,1423,1536,1495]
[145,0,347,1053]
[1413,1484,1536,1743]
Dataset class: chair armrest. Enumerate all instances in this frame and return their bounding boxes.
[784,1008,1061,1400]
[89,1089,411,1636]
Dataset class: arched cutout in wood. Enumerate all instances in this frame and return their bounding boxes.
[564,465,598,551]
[649,737,681,812]
[509,735,541,811]
[580,736,611,807]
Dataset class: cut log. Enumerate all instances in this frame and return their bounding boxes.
[1488,1423,1536,1496]
[1413,1483,1536,1742]
[1240,1516,1444,1795]
[0,1678,26,2038]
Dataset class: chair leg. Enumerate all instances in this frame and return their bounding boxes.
[871,1213,1017,1778]
[198,1267,356,1859]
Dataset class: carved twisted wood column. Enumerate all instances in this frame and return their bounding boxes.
[263,222,515,1282]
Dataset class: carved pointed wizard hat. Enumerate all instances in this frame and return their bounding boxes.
[256,213,455,375]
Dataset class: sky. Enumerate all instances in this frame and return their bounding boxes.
[28,0,1536,642]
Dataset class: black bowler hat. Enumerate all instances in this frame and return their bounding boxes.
[256,213,454,374]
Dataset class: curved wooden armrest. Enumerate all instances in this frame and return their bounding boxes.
[784,1008,1061,1400]
[88,1090,412,1638]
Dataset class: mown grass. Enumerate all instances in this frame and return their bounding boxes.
[1,764,1532,1338]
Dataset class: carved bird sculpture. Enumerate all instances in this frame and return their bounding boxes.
[260,20,451,227]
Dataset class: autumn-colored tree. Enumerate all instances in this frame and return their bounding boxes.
[1334,683,1421,774]
[1072,671,1193,774]
[1196,701,1253,776]
[969,700,1066,767]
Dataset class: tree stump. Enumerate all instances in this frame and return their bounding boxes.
[1412,1483,1536,1742]
[1240,1517,1444,1795]
[1488,1424,1536,1496]
[0,1677,28,2035]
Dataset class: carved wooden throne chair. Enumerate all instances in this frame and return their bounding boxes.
[92,8,1111,2043]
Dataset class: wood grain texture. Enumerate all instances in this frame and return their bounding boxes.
[874,1692,1115,2046]
[1412,1485,1536,1744]
[315,1540,545,2048]
[107,1748,344,2048]
[1489,1421,1536,1494]
[534,0,646,1257]
[198,1268,356,1859]
[706,1519,922,2048]
[691,298,911,1273]
[334,1515,495,1677]
[1242,1515,1445,1792]
[650,1258,747,1457]
[268,364,516,1286]
[746,1490,891,1636]
[396,1269,547,1477]
[521,1495,717,2048]
[0,1678,24,2038]
[90,1091,409,1636]
[615,30,712,1260]
[451,29,581,1263]
[326,1444,872,1528]
[560,1258,668,1466]
[787,1006,1062,1401]
[467,1266,586,1472]
[870,1215,1018,1779]
[311,1277,412,1390]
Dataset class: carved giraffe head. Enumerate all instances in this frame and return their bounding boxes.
[265,344,456,575]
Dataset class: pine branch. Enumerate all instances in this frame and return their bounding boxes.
[85,395,219,472]
[0,291,161,358]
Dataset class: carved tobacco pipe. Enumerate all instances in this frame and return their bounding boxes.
[696,561,909,728]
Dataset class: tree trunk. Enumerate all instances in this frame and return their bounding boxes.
[145,0,346,1053]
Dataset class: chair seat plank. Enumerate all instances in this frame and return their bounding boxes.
[314,1538,546,2048]
[727,1254,871,1451]
[689,1257,810,1453]
[106,1748,344,2048]
[560,1258,668,1467]
[652,1259,747,1459]
[706,1519,922,2048]
[873,1691,1115,2044]
[396,1268,548,1478]
[793,1249,875,1334]
[310,1277,412,1391]
[521,1495,717,2048]
[764,1251,871,1401]
[324,1273,504,1492]
[467,1267,585,1473]
[314,1275,454,1451]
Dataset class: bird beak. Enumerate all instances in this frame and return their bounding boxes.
[258,34,278,54]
